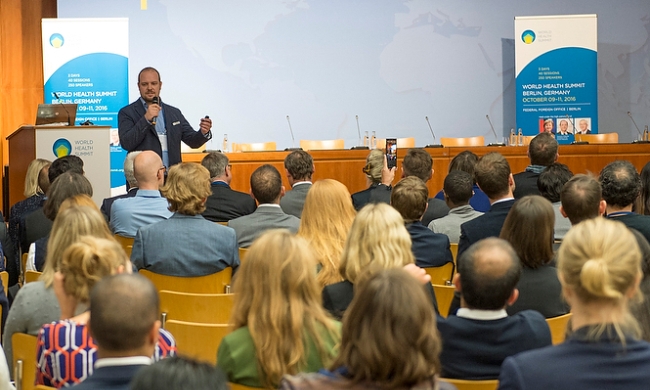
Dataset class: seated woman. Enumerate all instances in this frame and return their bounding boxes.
[434,150,490,212]
[36,236,176,388]
[499,218,650,389]
[282,269,454,390]
[350,149,393,211]
[500,195,569,318]
[297,179,356,287]
[217,230,340,388]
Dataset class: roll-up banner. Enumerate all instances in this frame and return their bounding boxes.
[42,18,129,195]
[515,14,597,144]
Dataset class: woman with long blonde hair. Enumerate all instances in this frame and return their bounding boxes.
[298,179,356,287]
[217,230,340,388]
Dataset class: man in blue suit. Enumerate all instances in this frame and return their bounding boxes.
[118,67,212,168]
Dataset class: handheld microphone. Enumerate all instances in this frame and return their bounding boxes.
[52,92,72,126]
[486,114,505,146]
[351,114,369,150]
[151,96,159,125]
[628,111,650,143]
[284,115,302,151]
[424,116,443,148]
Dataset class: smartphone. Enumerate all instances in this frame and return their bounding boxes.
[385,138,397,169]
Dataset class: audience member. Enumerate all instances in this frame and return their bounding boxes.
[513,133,558,198]
[629,229,650,342]
[636,160,650,215]
[281,269,454,390]
[73,274,161,390]
[437,238,551,379]
[200,152,256,222]
[434,150,490,212]
[429,170,483,243]
[131,356,228,390]
[351,149,394,211]
[36,236,176,388]
[537,162,573,240]
[499,218,650,389]
[100,151,141,222]
[281,150,314,218]
[132,162,239,275]
[229,164,300,248]
[110,151,172,237]
[297,179,356,287]
[500,196,569,318]
[217,230,340,388]
[559,173,605,225]
[391,176,453,268]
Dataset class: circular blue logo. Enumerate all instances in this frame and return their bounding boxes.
[50,33,64,48]
[53,138,72,158]
[522,30,536,44]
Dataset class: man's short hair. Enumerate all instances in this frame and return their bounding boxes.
[537,163,573,203]
[443,170,473,205]
[402,149,433,182]
[528,132,558,166]
[600,160,641,208]
[391,176,428,223]
[458,238,522,310]
[48,155,84,183]
[284,151,314,181]
[138,67,161,83]
[201,152,229,178]
[251,164,282,204]
[124,151,141,188]
[89,273,159,353]
[474,152,511,199]
[560,174,602,225]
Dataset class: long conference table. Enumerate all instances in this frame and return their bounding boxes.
[182,144,650,197]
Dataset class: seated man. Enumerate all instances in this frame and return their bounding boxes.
[201,152,256,222]
[131,163,239,276]
[560,173,606,226]
[513,132,558,199]
[429,170,483,243]
[281,150,314,218]
[437,238,552,379]
[101,151,141,222]
[537,163,573,241]
[229,164,300,248]
[391,176,453,268]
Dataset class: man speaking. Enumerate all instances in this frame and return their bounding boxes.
[118,67,212,168]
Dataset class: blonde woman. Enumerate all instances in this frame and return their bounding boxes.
[298,179,356,287]
[217,230,340,388]
[499,218,650,389]
[322,203,437,319]
[36,236,176,388]
[351,149,394,210]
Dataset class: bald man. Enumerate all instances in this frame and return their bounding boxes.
[110,151,172,237]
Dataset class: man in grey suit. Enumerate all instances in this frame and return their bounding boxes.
[229,164,300,248]
[280,150,314,218]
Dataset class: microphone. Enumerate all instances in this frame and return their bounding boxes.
[351,114,369,150]
[628,111,650,143]
[284,115,302,151]
[151,96,159,125]
[424,116,443,148]
[486,114,505,146]
[52,92,72,126]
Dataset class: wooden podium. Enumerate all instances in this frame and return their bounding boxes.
[7,125,112,208]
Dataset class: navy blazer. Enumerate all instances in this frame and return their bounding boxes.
[513,171,541,199]
[118,99,210,167]
[202,182,256,223]
[406,222,453,268]
[351,183,389,211]
[72,364,147,390]
[607,213,650,247]
[458,199,515,260]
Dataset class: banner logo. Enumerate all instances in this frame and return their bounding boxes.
[521,30,536,44]
[53,138,72,157]
[49,33,65,48]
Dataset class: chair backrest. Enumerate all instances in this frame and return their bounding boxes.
[440,378,499,390]
[375,137,416,149]
[546,312,572,345]
[522,135,535,146]
[440,136,485,147]
[25,270,41,284]
[424,262,455,285]
[216,221,228,226]
[231,142,277,152]
[13,333,38,390]
[238,247,248,263]
[0,271,8,295]
[114,234,134,258]
[159,290,234,328]
[450,243,459,263]
[299,139,345,150]
[139,268,233,294]
[574,132,618,144]
[164,320,231,365]
[432,284,456,319]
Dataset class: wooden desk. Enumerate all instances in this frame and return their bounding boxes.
[183,144,650,196]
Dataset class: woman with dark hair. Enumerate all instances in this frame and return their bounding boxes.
[635,161,650,215]
[434,150,490,212]
[499,195,569,318]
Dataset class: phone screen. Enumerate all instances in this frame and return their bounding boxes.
[385,138,397,169]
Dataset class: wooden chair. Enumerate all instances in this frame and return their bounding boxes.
[424,262,455,285]
[0,271,8,296]
[114,234,134,258]
[13,333,38,390]
[25,270,41,284]
[139,268,233,294]
[34,386,56,390]
[450,243,459,263]
[20,253,28,286]
[440,136,485,147]
[229,382,261,390]
[574,132,618,144]
[216,221,228,226]
[375,137,416,149]
[546,312,572,345]
[231,142,277,152]
[432,284,456,319]
[238,247,248,263]
[440,378,498,390]
[159,290,234,328]
[299,139,345,150]
[164,320,231,365]
[522,135,535,146]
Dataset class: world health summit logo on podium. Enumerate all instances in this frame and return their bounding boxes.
[521,30,536,44]
[49,33,64,48]
[53,139,72,158]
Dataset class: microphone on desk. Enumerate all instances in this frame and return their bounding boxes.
[424,116,443,148]
[628,111,650,143]
[52,92,72,126]
[151,96,159,125]
[351,114,369,150]
[284,115,302,151]
[486,114,505,146]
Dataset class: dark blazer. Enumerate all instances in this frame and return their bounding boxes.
[607,213,650,245]
[20,208,52,254]
[499,326,650,390]
[352,183,389,211]
[280,183,311,218]
[513,171,541,199]
[100,187,138,222]
[458,199,515,260]
[72,364,148,390]
[421,198,450,226]
[118,99,210,167]
[406,222,453,268]
[507,265,569,318]
[202,182,256,222]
